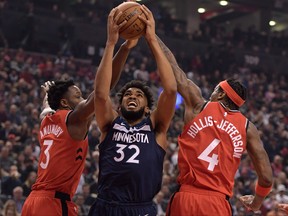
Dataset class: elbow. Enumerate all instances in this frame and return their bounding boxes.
[94,90,109,103]
[165,84,177,96]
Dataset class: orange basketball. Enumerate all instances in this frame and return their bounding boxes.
[115,2,146,40]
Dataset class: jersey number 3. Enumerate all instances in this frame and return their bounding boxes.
[40,140,53,169]
[197,138,220,171]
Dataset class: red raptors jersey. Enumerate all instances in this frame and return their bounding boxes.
[178,102,248,197]
[32,110,88,197]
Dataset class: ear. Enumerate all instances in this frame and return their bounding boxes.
[144,106,150,115]
[60,99,70,109]
[218,91,226,100]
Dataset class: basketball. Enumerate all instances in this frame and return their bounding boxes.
[115,2,146,40]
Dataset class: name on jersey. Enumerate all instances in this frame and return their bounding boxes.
[112,132,149,143]
[187,116,244,158]
[40,124,64,138]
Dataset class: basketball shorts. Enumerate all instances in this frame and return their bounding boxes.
[22,190,77,216]
[166,185,232,216]
[88,196,157,216]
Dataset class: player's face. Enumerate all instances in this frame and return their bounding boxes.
[120,87,148,121]
[65,85,84,110]
[209,85,221,102]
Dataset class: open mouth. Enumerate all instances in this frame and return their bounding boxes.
[127,101,137,108]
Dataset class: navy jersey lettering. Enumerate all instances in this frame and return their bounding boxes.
[97,116,165,202]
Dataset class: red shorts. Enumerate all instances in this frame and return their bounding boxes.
[166,185,232,216]
[22,190,78,216]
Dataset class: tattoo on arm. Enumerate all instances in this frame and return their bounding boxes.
[156,36,188,87]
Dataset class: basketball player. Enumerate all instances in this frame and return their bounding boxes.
[21,43,139,216]
[156,37,273,215]
[88,5,176,216]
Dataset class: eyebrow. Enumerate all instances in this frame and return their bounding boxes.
[126,89,144,95]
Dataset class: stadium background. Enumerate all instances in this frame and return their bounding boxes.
[0,0,287,215]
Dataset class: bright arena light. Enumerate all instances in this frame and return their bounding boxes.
[198,8,206,13]
[269,20,276,26]
[219,1,228,6]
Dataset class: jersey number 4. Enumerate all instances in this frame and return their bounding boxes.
[40,139,53,169]
[197,138,220,171]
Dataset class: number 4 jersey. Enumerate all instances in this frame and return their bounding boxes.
[97,116,165,202]
[177,102,248,197]
[32,110,88,197]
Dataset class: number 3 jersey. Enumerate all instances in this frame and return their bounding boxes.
[178,102,248,197]
[32,110,88,197]
[97,116,165,202]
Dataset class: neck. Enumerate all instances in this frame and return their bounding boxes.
[122,116,146,126]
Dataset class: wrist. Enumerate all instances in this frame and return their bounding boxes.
[255,182,272,197]
[146,36,157,44]
[106,41,116,48]
[121,43,131,51]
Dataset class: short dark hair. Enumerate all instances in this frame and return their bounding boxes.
[117,80,154,109]
[47,80,75,110]
[219,78,247,108]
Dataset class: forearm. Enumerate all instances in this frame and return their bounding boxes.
[146,37,176,91]
[156,36,189,90]
[111,43,131,89]
[95,42,115,99]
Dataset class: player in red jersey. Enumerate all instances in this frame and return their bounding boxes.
[22,39,138,216]
[156,37,273,216]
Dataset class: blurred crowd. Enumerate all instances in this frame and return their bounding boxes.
[1,0,288,59]
[0,1,287,216]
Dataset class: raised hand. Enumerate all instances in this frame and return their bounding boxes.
[122,38,139,49]
[107,8,127,45]
[138,5,155,41]
[41,81,55,93]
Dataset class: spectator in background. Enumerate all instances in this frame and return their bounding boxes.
[1,199,19,216]
[1,165,22,197]
[21,170,36,197]
[275,184,288,204]
[0,146,14,174]
[12,186,25,214]
[272,155,284,177]
[73,193,90,216]
[7,104,21,126]
[82,183,95,207]
[0,103,7,123]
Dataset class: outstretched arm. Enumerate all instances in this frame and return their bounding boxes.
[111,39,138,89]
[94,8,126,139]
[68,41,137,129]
[239,122,273,211]
[39,81,55,120]
[156,36,205,115]
[140,5,176,149]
